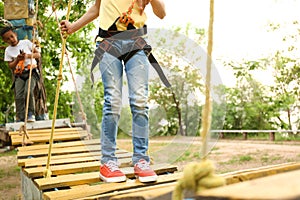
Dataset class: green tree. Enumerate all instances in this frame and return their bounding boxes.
[148,25,208,136]
[223,61,277,130]
[0,1,96,124]
[267,21,300,131]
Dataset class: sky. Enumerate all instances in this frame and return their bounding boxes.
[145,0,300,86]
[147,0,300,59]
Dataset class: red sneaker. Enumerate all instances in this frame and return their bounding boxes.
[99,160,126,182]
[134,159,158,182]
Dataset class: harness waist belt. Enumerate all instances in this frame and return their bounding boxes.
[98,26,147,40]
[91,36,171,88]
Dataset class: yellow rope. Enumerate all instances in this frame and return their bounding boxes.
[201,0,214,160]
[44,0,72,178]
[172,0,225,199]
[19,0,40,147]
[52,2,92,139]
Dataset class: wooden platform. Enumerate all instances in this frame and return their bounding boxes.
[11,125,300,200]
[14,127,179,200]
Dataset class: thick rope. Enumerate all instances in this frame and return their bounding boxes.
[201,0,214,160]
[172,1,225,199]
[44,0,72,178]
[19,0,40,146]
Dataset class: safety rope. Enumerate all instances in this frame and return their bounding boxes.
[44,0,72,178]
[19,0,40,146]
[119,0,136,26]
[52,4,92,139]
[172,1,225,199]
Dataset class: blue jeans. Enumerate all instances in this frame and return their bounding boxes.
[98,39,150,165]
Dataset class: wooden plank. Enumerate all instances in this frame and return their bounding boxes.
[9,127,83,136]
[11,130,86,137]
[18,144,100,158]
[197,169,300,200]
[24,157,133,178]
[35,164,178,190]
[22,152,132,168]
[11,130,87,138]
[6,118,71,132]
[43,171,180,200]
[18,150,130,167]
[109,183,175,200]
[223,162,300,184]
[12,132,89,146]
[78,182,176,200]
[17,138,99,152]
[11,131,88,144]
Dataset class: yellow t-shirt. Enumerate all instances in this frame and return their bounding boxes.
[99,0,147,31]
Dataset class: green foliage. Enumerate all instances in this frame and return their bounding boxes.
[0,2,14,123]
[221,20,300,132]
[223,61,277,130]
[148,25,207,136]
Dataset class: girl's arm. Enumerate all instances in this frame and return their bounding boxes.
[61,0,101,34]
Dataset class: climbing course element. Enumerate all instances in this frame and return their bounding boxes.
[172,0,226,199]
[44,0,73,178]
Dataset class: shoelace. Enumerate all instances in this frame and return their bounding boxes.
[136,160,150,170]
[106,161,120,172]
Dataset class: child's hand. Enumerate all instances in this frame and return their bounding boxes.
[137,0,151,15]
[16,52,25,61]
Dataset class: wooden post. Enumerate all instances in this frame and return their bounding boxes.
[219,132,225,139]
[269,132,275,141]
[243,132,248,140]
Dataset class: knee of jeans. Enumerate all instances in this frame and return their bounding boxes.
[130,97,148,110]
[103,97,122,114]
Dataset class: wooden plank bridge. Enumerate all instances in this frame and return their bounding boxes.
[7,119,300,200]
[9,120,179,200]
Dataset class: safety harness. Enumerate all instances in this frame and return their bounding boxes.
[14,60,34,75]
[91,20,171,88]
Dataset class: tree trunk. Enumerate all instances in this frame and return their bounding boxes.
[172,92,184,136]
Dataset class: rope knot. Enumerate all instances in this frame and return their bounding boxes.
[172,160,225,200]
[57,74,63,81]
[18,124,33,146]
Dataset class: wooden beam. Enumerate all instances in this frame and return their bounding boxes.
[18,144,101,158]
[17,138,99,152]
[18,150,130,167]
[6,118,72,131]
[197,169,300,200]
[9,127,83,136]
[12,131,89,146]
[43,171,180,200]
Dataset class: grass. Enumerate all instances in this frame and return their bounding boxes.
[220,155,254,165]
[0,150,17,157]
[261,153,283,163]
[0,166,20,178]
[239,155,253,162]
[0,183,18,190]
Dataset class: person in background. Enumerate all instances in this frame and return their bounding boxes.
[1,26,40,122]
